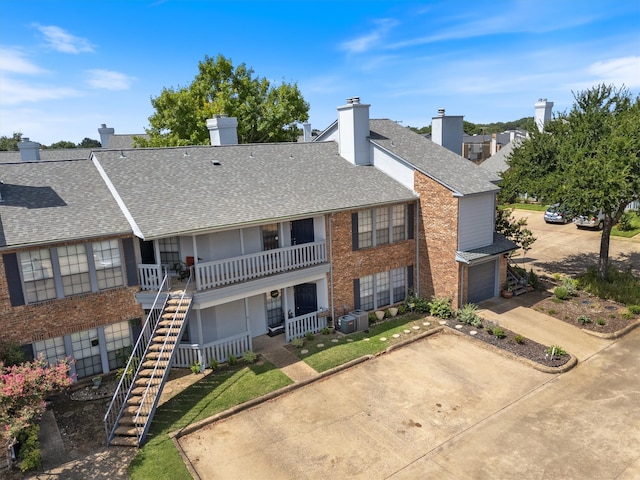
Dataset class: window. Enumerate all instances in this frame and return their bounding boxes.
[104,321,132,370]
[262,224,279,251]
[353,204,411,250]
[356,267,411,311]
[20,249,57,303]
[93,239,124,289]
[159,237,180,266]
[359,275,374,311]
[357,210,373,248]
[71,328,102,378]
[34,336,66,366]
[58,244,91,296]
[376,208,389,245]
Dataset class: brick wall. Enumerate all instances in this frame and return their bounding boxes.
[414,171,461,306]
[0,254,144,346]
[328,208,416,318]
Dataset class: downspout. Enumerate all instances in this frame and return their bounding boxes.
[329,214,335,319]
[415,200,420,296]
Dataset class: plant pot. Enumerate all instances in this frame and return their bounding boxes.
[92,376,102,388]
[501,290,513,299]
[388,307,398,317]
[375,310,385,321]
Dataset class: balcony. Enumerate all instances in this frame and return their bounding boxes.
[139,241,327,293]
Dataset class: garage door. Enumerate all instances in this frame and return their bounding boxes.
[467,259,497,304]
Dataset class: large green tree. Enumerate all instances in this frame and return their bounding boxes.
[137,54,309,147]
[502,84,640,279]
[0,133,22,151]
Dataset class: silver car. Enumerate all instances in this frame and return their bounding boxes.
[544,204,572,224]
[573,209,605,230]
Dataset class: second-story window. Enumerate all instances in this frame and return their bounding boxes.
[58,244,91,296]
[357,211,373,248]
[93,239,124,289]
[159,237,180,267]
[20,249,57,303]
[352,203,412,250]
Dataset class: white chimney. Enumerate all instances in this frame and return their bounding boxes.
[18,137,41,161]
[337,97,370,166]
[98,124,115,148]
[303,122,312,142]
[431,109,463,156]
[207,115,238,146]
[534,98,553,132]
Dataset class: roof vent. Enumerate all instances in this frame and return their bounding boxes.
[184,151,190,157]
[119,151,126,158]
[211,160,221,166]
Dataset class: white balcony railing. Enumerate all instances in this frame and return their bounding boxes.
[138,264,164,290]
[195,241,326,291]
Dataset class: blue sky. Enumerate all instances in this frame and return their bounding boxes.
[1,0,639,145]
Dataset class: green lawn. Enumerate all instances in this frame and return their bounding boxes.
[292,314,437,372]
[504,202,547,212]
[612,211,640,238]
[128,361,292,480]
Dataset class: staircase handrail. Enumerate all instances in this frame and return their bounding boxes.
[132,273,192,445]
[103,273,170,444]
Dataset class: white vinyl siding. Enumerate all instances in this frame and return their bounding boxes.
[458,193,495,250]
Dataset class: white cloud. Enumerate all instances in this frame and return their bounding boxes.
[34,24,95,54]
[0,76,80,105]
[0,47,47,74]
[340,18,399,54]
[85,70,136,90]
[586,56,640,89]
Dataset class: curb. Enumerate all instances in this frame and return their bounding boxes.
[581,318,640,339]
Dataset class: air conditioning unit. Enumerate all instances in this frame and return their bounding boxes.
[337,314,356,334]
[349,310,369,332]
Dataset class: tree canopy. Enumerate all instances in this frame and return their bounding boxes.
[137,54,309,147]
[501,84,640,279]
[0,133,22,151]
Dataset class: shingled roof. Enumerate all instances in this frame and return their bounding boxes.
[92,141,417,240]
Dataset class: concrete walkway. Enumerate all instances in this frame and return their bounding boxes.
[477,296,612,362]
[253,333,319,383]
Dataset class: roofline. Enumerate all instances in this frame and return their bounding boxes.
[0,230,134,252]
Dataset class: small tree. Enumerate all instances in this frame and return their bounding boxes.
[0,355,73,467]
[496,207,536,269]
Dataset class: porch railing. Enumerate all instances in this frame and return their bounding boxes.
[174,332,252,368]
[138,264,164,291]
[195,241,326,290]
[285,312,326,342]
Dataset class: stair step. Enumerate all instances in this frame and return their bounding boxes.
[165,305,189,312]
[158,319,183,327]
[155,328,180,336]
[109,436,139,447]
[134,376,163,387]
[118,414,148,426]
[161,313,187,320]
[145,351,172,360]
[114,425,138,437]
[138,368,165,378]
[148,343,176,352]
[127,395,144,406]
[124,404,152,416]
[131,386,147,396]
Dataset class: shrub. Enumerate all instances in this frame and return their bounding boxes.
[429,296,454,319]
[554,286,569,300]
[578,266,640,305]
[514,334,525,344]
[242,350,257,364]
[291,338,304,348]
[622,312,635,320]
[596,318,606,326]
[368,312,377,325]
[628,305,640,315]
[305,331,314,341]
[227,354,238,366]
[577,315,591,325]
[406,294,431,313]
[548,309,557,315]
[208,358,219,371]
[321,327,329,335]
[561,276,578,296]
[397,304,407,315]
[458,303,482,327]
[617,212,634,231]
[190,361,201,374]
[547,345,567,356]
[116,355,139,381]
[16,424,41,472]
[527,270,540,290]
[491,327,506,338]
[0,341,26,366]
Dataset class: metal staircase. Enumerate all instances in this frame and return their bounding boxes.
[104,273,192,447]
[506,264,529,296]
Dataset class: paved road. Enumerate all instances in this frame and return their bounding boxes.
[178,326,640,479]
[509,208,639,277]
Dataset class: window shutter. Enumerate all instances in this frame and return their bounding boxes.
[353,278,361,310]
[122,238,139,287]
[407,203,415,240]
[3,253,25,306]
[407,265,414,292]
[351,212,359,251]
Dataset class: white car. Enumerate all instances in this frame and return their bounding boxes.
[573,209,605,230]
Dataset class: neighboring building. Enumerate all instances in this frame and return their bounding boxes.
[0,97,516,446]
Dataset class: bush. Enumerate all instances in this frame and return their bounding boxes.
[305,331,314,341]
[368,312,377,325]
[242,350,257,364]
[208,358,219,370]
[291,338,304,348]
[628,305,640,315]
[547,345,567,356]
[227,354,238,366]
[491,326,506,338]
[596,318,606,326]
[397,304,407,315]
[321,327,329,335]
[578,266,640,305]
[0,341,26,366]
[429,296,454,319]
[406,294,430,314]
[577,315,591,325]
[622,312,635,320]
[190,361,201,374]
[458,303,482,327]
[554,286,569,300]
[561,276,578,296]
[527,270,540,290]
[16,424,41,472]
[514,334,525,344]
[617,212,634,231]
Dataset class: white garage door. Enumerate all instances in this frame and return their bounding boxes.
[468,259,497,304]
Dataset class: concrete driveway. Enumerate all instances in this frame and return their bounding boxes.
[177,326,640,479]
[509,208,639,277]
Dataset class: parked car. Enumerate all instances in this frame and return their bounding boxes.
[544,204,573,224]
[573,209,605,230]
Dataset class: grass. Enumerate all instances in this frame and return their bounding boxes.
[291,314,436,372]
[505,202,547,212]
[128,361,292,480]
[612,211,640,238]
[578,266,640,305]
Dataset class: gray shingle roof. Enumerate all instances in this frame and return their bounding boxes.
[479,138,522,175]
[107,134,149,149]
[0,149,93,163]
[368,120,501,195]
[455,233,517,264]
[93,142,417,239]
[0,159,132,249]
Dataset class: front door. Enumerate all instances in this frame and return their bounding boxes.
[294,283,317,317]
[291,218,314,245]
[139,239,156,264]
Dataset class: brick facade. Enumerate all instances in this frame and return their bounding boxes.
[414,171,461,306]
[328,208,416,318]
[0,249,144,347]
